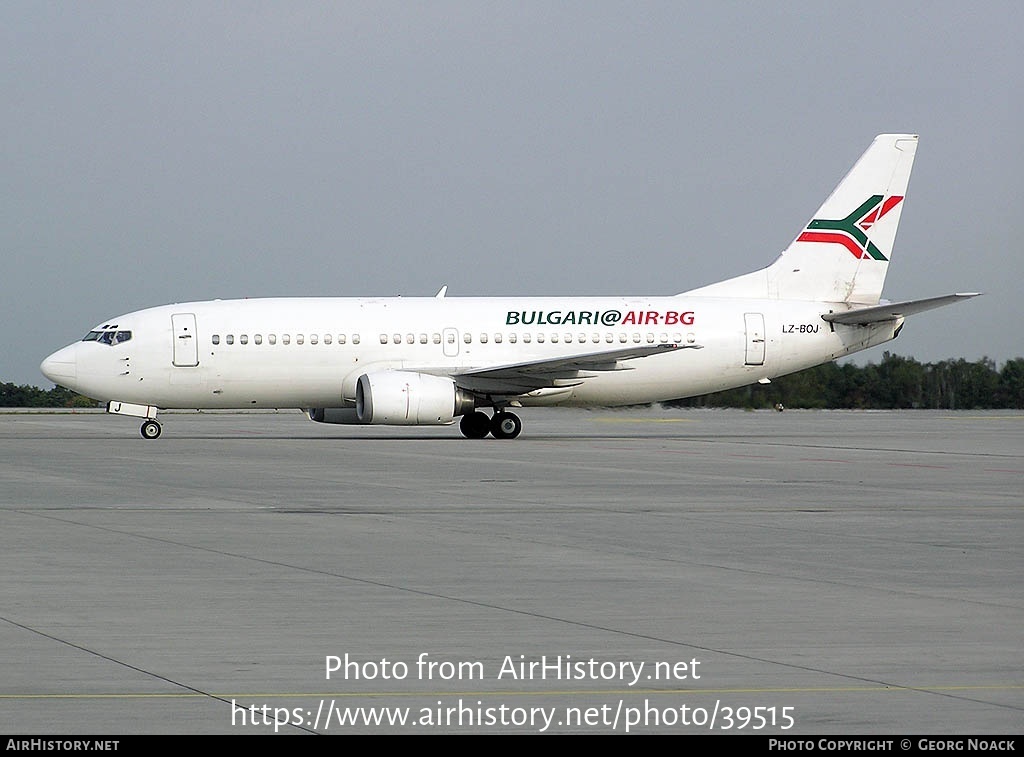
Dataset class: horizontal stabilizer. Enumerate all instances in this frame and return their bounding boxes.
[822,293,981,325]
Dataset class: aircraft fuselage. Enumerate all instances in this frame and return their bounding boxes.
[42,295,898,411]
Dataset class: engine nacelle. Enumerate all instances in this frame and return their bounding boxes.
[356,371,474,425]
[307,407,361,425]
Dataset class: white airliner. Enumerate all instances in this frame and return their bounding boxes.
[41,134,978,440]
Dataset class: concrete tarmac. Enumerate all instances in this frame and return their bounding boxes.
[0,407,1021,735]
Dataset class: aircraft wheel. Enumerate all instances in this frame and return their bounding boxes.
[459,411,490,439]
[489,411,522,439]
[140,420,162,439]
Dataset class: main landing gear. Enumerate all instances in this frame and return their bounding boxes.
[459,410,522,440]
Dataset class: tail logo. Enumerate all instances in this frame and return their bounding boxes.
[797,195,903,260]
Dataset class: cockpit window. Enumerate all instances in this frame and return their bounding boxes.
[82,329,132,345]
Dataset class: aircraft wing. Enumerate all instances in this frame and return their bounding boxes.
[822,293,981,325]
[449,343,697,395]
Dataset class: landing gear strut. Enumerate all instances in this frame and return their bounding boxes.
[459,410,522,439]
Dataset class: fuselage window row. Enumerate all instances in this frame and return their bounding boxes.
[210,331,683,348]
[211,333,360,346]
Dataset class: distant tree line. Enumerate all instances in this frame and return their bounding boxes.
[666,353,1024,410]
[6,353,1024,409]
[0,383,96,408]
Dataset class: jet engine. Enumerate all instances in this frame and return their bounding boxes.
[355,371,475,425]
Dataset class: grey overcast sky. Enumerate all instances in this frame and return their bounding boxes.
[4,2,1021,387]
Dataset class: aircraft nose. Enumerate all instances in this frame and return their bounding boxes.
[40,345,78,383]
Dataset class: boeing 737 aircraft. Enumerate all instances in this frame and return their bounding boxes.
[41,134,977,440]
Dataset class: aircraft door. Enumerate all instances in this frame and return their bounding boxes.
[744,312,765,366]
[172,313,200,367]
[442,328,459,358]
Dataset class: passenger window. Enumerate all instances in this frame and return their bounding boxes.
[226,335,235,345]
[352,335,360,344]
[494,333,502,344]
[380,334,388,344]
[536,333,545,343]
[633,333,641,343]
[282,334,290,345]
[523,333,531,343]
[212,335,221,345]
[646,333,654,343]
[480,333,488,344]
[240,334,248,345]
[433,333,441,344]
[255,334,263,345]
[393,334,401,344]
[406,334,414,344]
[463,333,472,344]
[419,334,428,344]
[324,334,332,345]
[338,334,346,344]
[310,334,318,345]
[296,334,304,345]
[269,334,277,345]
[508,333,517,344]
[550,333,559,343]
[619,333,627,343]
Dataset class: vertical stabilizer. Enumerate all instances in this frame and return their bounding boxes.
[682,134,918,304]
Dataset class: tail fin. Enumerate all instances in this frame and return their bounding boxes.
[683,134,918,304]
